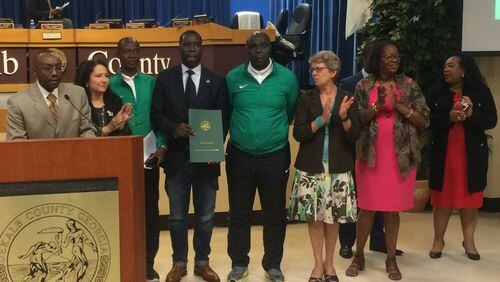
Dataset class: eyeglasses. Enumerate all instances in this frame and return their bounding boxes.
[310,66,328,73]
[380,55,402,62]
[38,65,65,72]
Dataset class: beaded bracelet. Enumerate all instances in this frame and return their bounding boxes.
[314,116,326,128]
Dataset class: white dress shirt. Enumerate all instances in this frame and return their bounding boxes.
[181,64,201,94]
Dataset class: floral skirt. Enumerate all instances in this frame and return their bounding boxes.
[288,162,357,224]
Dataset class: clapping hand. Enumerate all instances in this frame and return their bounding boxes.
[371,85,388,111]
[111,104,133,130]
[321,97,333,124]
[389,87,399,107]
[339,96,355,120]
[462,96,473,117]
[450,96,473,122]
[450,109,466,122]
[120,103,133,121]
[378,85,388,104]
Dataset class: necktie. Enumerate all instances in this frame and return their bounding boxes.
[46,93,58,122]
[185,70,196,107]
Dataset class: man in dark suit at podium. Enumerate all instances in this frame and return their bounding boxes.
[6,50,95,140]
[337,44,404,259]
[151,30,228,282]
[26,0,72,28]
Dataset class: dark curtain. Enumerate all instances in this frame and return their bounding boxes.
[0,0,230,28]
[1,0,355,87]
[0,0,25,26]
[269,0,356,87]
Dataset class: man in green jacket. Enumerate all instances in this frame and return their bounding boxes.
[225,32,299,282]
[109,37,167,282]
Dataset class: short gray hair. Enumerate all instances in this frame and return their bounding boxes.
[309,51,341,73]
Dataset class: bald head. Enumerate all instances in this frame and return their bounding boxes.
[34,50,61,68]
[34,50,63,92]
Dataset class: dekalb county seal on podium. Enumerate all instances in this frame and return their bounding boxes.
[188,109,224,163]
[0,179,120,281]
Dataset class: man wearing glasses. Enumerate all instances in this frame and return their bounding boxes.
[6,50,95,139]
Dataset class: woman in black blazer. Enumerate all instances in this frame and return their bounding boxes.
[428,53,497,261]
[288,51,360,282]
[75,59,132,136]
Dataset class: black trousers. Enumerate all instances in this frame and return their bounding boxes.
[145,167,160,269]
[339,211,386,249]
[226,142,290,271]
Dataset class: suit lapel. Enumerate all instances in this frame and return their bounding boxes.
[194,68,211,106]
[311,88,323,116]
[174,66,185,98]
[332,88,343,117]
[30,84,57,128]
[173,66,189,117]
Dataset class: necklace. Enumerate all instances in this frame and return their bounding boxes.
[95,105,106,128]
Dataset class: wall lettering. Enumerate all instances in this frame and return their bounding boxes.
[87,50,170,75]
[0,50,19,76]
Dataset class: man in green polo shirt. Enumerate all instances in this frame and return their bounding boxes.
[225,32,299,282]
[109,37,166,282]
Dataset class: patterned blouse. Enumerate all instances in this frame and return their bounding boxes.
[355,74,430,177]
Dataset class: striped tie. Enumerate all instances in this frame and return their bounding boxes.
[46,93,58,122]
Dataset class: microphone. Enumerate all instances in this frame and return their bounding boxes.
[64,94,102,136]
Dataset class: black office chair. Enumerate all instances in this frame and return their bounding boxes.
[275,9,289,35]
[272,3,312,66]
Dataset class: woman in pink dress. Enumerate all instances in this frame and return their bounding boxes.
[345,40,429,280]
[428,53,497,261]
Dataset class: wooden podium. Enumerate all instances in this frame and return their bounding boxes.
[0,136,145,281]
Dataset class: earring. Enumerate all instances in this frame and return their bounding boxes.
[462,73,465,78]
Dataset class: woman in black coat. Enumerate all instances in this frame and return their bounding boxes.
[427,52,497,261]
